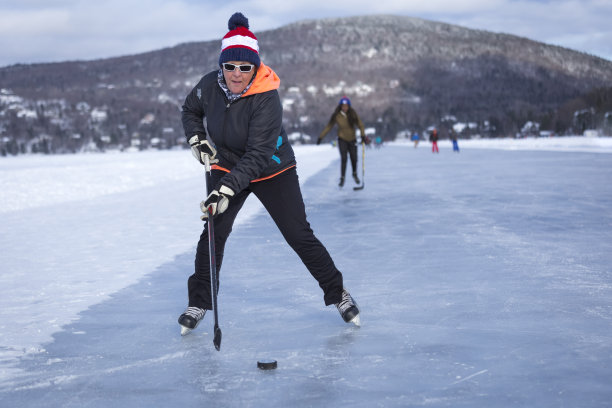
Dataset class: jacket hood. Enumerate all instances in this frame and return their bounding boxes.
[242,62,279,97]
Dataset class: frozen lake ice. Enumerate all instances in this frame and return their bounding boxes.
[1,140,611,407]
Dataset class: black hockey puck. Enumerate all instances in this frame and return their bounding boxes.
[257,359,277,370]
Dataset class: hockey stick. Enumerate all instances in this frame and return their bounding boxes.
[353,140,365,191]
[203,154,222,351]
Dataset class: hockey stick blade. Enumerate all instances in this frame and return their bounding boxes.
[213,326,222,351]
[354,141,365,191]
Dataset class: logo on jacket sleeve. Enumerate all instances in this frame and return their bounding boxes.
[271,136,282,164]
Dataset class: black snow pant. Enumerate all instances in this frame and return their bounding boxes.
[338,138,358,177]
[187,167,344,310]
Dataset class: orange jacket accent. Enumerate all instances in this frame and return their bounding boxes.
[242,63,280,98]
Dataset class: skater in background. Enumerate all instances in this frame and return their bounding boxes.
[411,132,420,148]
[317,97,366,187]
[450,129,460,152]
[179,12,360,334]
[374,135,383,148]
[430,128,439,153]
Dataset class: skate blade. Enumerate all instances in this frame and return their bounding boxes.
[349,314,361,327]
[180,325,192,336]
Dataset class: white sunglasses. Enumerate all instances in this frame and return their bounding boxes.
[222,63,255,73]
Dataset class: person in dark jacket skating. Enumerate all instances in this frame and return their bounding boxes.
[317,97,366,187]
[178,13,360,334]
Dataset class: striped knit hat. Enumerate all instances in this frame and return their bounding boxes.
[219,13,261,67]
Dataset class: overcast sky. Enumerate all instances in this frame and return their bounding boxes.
[0,0,610,68]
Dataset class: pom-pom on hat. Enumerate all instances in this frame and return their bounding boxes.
[219,12,261,67]
[339,97,351,106]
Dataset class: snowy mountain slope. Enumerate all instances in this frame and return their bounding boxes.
[2,15,612,156]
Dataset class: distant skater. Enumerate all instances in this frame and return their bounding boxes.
[317,97,366,187]
[430,128,439,153]
[375,135,383,148]
[411,132,420,148]
[450,130,460,152]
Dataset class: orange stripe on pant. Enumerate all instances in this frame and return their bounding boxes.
[211,164,297,183]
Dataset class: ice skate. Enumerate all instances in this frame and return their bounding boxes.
[335,288,360,326]
[178,307,206,335]
[352,172,360,184]
[338,176,345,187]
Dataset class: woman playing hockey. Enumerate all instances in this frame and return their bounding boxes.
[178,12,360,337]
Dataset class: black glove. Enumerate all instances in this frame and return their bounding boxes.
[316,138,322,145]
[200,185,234,219]
[189,135,219,165]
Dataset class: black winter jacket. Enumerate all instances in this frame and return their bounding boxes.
[181,64,296,194]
